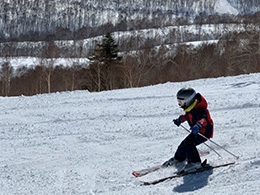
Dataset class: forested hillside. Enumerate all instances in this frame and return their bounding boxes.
[1,0,260,57]
[0,0,260,96]
[1,0,259,41]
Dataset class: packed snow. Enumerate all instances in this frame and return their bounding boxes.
[0,73,260,194]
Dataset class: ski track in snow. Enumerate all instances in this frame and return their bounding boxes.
[0,73,260,194]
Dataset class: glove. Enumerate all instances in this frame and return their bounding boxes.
[190,123,203,134]
[173,117,184,127]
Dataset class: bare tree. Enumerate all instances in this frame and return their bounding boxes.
[41,42,60,93]
[121,48,158,88]
[0,57,13,96]
[89,43,103,91]
[191,43,217,78]
[121,54,143,88]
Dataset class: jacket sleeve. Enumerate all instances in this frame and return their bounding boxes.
[179,115,187,122]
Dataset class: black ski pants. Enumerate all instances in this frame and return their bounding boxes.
[174,133,207,163]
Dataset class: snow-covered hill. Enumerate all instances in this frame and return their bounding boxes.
[0,0,247,40]
[1,0,260,58]
[0,73,260,194]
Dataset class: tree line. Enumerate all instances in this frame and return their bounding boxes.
[0,31,259,97]
[0,0,234,42]
[1,12,260,59]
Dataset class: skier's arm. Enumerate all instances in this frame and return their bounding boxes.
[173,115,186,127]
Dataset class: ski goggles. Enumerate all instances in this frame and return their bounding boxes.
[177,99,184,106]
[177,92,196,106]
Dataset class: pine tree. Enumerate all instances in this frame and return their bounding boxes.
[98,33,121,64]
[89,33,122,91]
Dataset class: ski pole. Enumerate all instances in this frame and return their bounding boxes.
[180,125,222,158]
[181,125,239,160]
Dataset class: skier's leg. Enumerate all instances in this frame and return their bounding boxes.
[174,134,192,162]
[174,133,206,163]
[186,135,202,163]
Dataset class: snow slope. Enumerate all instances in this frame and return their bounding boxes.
[0,73,260,194]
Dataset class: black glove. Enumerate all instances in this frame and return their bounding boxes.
[173,117,183,127]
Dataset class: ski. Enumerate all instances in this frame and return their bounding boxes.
[140,161,235,185]
[132,165,162,177]
[132,151,209,177]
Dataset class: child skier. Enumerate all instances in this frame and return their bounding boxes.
[163,87,214,172]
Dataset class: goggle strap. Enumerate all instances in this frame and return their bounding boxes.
[179,92,196,104]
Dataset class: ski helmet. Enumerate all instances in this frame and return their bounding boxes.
[176,87,196,108]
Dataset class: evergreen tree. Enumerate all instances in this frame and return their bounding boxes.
[98,33,121,64]
[89,33,122,91]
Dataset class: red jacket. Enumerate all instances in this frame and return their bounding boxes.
[180,93,214,138]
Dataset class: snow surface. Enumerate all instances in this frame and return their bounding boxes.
[214,0,238,15]
[0,73,260,194]
[0,57,90,71]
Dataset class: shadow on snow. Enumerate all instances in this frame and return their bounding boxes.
[173,169,213,193]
